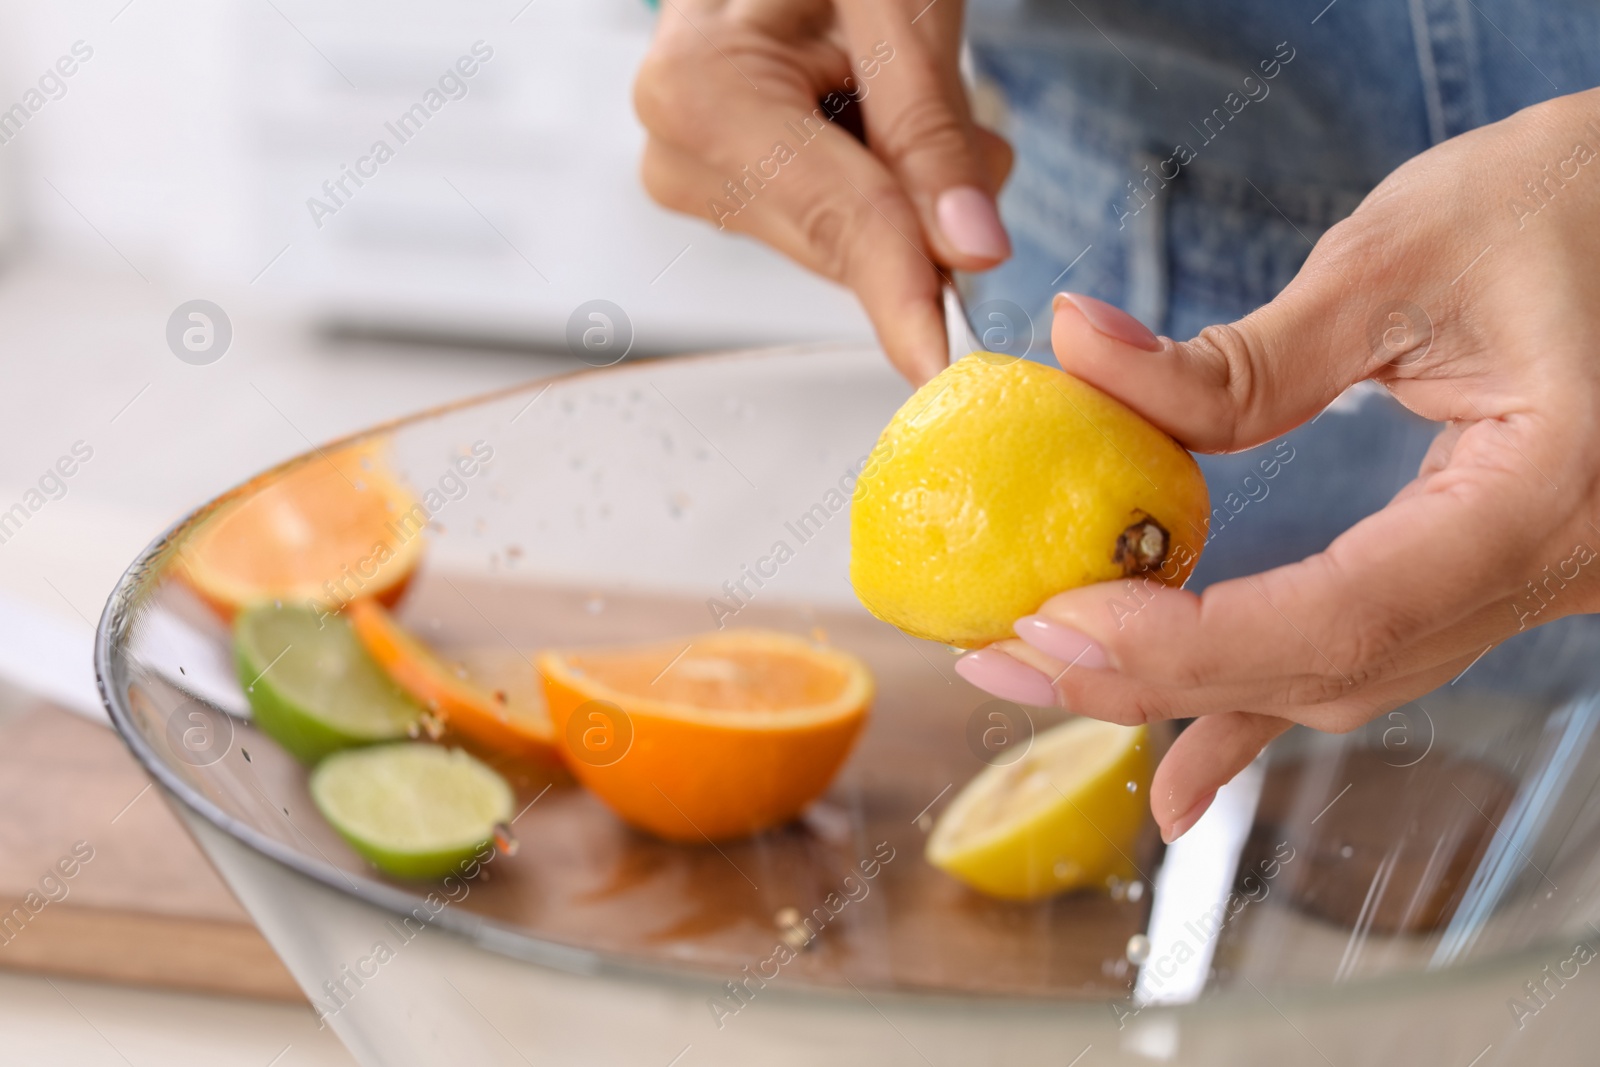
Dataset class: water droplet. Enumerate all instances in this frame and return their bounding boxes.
[492,823,519,856]
[1107,875,1127,900]
[1339,845,1354,859]
[775,907,810,950]
[1126,881,1145,902]
[586,597,605,615]
[1125,934,1151,965]
[916,813,933,832]
[1126,780,1138,793]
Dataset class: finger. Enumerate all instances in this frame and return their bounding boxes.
[974,125,1015,193]
[640,133,947,383]
[1013,443,1554,714]
[1047,225,1383,453]
[1148,645,1470,844]
[636,44,948,381]
[1147,639,1486,844]
[1016,575,1515,722]
[1267,644,1485,737]
[968,549,1534,738]
[836,0,1012,269]
[1149,643,1485,843]
[1153,713,1290,843]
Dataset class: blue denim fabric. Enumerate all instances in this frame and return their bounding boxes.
[963,0,1600,342]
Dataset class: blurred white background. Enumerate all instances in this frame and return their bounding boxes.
[0,0,874,692]
[0,2,869,1060]
[0,0,869,347]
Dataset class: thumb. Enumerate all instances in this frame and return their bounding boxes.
[1049,252,1374,453]
[839,1,1013,270]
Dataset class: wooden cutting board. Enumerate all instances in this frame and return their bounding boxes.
[0,699,303,1001]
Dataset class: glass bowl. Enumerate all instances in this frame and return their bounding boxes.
[97,344,1600,1065]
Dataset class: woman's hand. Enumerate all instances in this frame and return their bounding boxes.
[634,0,1013,383]
[954,88,1600,842]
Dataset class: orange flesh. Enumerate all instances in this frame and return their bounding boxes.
[179,444,423,615]
[197,474,393,583]
[564,643,852,712]
[348,598,558,767]
[537,630,872,842]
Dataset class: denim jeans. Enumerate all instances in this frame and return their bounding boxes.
[963,0,1598,341]
[960,0,1600,595]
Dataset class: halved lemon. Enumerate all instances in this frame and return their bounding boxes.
[927,718,1151,900]
[347,598,559,767]
[179,442,425,617]
[535,630,872,842]
[311,743,513,881]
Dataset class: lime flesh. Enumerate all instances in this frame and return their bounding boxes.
[235,602,421,763]
[311,743,514,880]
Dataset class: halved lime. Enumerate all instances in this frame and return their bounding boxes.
[310,743,513,880]
[235,602,421,763]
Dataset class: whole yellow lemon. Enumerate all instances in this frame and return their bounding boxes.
[850,354,1210,648]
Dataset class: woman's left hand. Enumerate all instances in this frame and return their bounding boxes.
[954,87,1600,842]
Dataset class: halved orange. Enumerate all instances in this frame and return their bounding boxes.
[178,443,425,617]
[535,630,872,842]
[347,598,559,767]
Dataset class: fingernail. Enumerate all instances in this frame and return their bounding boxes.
[1053,292,1162,352]
[1162,790,1217,844]
[936,185,1011,261]
[1014,615,1108,671]
[954,648,1058,706]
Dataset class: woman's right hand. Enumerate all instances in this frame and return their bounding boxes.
[634,0,1014,384]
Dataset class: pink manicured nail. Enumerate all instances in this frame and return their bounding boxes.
[954,648,1058,706]
[936,185,1011,261]
[1014,615,1108,671]
[1163,790,1217,844]
[1053,292,1162,352]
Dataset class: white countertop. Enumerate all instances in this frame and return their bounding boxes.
[0,971,355,1067]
